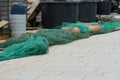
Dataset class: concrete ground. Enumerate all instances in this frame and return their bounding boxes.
[0,31,120,80]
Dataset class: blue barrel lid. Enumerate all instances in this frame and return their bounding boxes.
[11,3,26,14]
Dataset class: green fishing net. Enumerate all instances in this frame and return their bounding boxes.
[0,21,120,61]
[0,29,89,48]
[103,21,120,31]
[0,36,48,61]
[0,29,89,61]
[0,34,32,48]
[35,29,89,46]
[55,22,89,33]
[88,21,120,35]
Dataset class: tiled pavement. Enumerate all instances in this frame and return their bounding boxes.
[0,31,120,80]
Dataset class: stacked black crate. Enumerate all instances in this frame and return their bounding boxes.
[97,0,112,15]
[41,2,78,28]
[41,0,98,28]
[78,0,97,22]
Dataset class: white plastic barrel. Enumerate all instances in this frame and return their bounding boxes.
[9,15,26,37]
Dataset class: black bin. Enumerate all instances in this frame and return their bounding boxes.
[41,3,78,28]
[97,0,112,15]
[78,2,97,22]
[41,0,98,28]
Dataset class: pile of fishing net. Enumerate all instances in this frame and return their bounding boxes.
[0,29,89,61]
[0,29,89,48]
[55,22,89,33]
[87,21,120,35]
[0,36,48,61]
[56,21,120,35]
[0,21,120,61]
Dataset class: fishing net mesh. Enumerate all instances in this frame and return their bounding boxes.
[0,36,48,61]
[0,21,120,61]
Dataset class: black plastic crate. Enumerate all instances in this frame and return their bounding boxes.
[41,3,78,28]
[41,1,98,28]
[97,0,112,15]
[78,2,97,22]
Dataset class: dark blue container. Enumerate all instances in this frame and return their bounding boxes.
[97,2,112,15]
[11,3,26,14]
[41,0,97,28]
[78,2,97,22]
[41,3,78,28]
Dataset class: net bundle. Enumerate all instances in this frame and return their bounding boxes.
[0,21,120,61]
